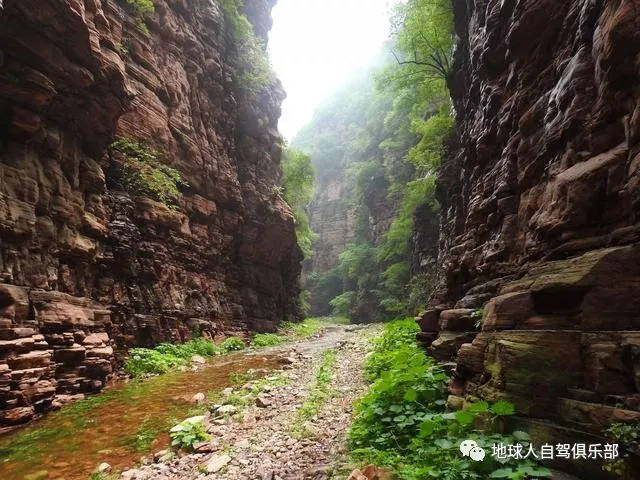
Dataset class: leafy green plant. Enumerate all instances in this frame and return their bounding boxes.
[604,422,640,451]
[109,138,188,206]
[220,337,245,352]
[349,319,552,480]
[169,418,210,451]
[602,421,640,476]
[123,337,221,377]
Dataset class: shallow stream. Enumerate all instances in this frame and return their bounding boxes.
[0,352,283,480]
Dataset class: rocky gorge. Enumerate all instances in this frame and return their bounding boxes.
[0,0,301,430]
[2,0,640,478]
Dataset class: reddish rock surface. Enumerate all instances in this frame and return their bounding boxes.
[420,0,640,475]
[0,0,301,428]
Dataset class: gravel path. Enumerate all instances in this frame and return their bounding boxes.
[119,324,380,480]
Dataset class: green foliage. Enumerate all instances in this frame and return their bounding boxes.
[349,319,552,480]
[281,148,316,257]
[295,0,456,320]
[220,337,245,352]
[110,138,187,207]
[124,336,240,377]
[220,0,274,94]
[121,0,154,33]
[364,318,421,380]
[604,421,640,475]
[282,317,329,338]
[115,42,130,57]
[378,176,437,263]
[250,318,342,348]
[471,309,485,330]
[299,289,312,317]
[169,418,210,451]
[389,0,454,80]
[124,348,186,377]
[329,291,356,317]
[250,333,284,348]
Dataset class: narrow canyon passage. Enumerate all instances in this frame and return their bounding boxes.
[2,0,640,478]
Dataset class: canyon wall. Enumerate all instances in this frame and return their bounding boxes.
[419,0,640,476]
[0,0,301,430]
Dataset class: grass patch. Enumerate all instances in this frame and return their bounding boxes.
[282,317,341,339]
[291,349,338,438]
[348,318,552,480]
[249,317,347,349]
[251,333,284,347]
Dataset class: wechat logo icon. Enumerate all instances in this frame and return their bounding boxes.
[460,439,486,462]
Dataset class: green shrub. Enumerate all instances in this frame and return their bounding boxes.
[169,418,210,451]
[220,336,245,352]
[110,138,188,206]
[124,348,185,376]
[124,337,221,377]
[251,333,284,348]
[120,0,154,33]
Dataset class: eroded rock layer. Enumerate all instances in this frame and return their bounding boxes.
[0,0,301,429]
[423,0,640,475]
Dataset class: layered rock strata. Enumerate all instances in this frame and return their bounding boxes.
[421,0,640,475]
[0,0,300,429]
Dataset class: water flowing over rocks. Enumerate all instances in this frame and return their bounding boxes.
[419,0,640,476]
[0,0,301,429]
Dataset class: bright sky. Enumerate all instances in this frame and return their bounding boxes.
[268,0,398,140]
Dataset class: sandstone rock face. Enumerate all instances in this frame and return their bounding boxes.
[0,0,301,428]
[423,0,640,474]
[307,175,358,277]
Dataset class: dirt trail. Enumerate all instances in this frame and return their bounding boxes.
[120,324,379,480]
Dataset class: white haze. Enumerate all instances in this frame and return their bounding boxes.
[268,0,398,141]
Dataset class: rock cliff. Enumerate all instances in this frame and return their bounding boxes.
[420,0,640,475]
[0,0,301,429]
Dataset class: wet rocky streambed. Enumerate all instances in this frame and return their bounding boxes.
[0,352,284,480]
